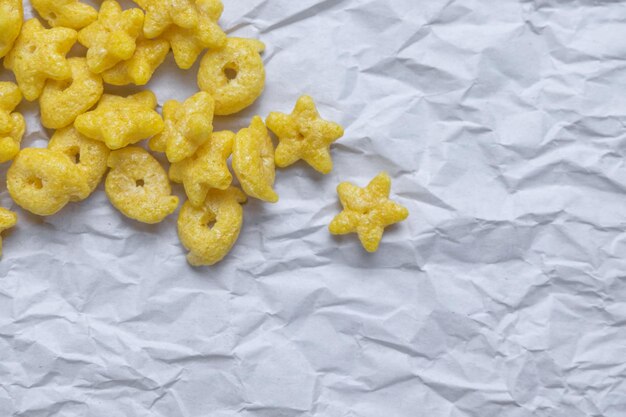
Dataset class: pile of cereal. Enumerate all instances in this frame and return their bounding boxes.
[0,0,408,265]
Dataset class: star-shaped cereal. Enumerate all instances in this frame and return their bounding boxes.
[32,0,98,30]
[266,95,344,175]
[133,0,198,39]
[3,19,77,101]
[0,207,17,257]
[149,92,214,163]
[163,0,226,69]
[329,172,409,253]
[102,37,170,86]
[0,0,23,59]
[170,130,234,207]
[0,82,25,163]
[74,91,165,150]
[78,0,144,74]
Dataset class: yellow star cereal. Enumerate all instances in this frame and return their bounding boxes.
[0,0,23,59]
[4,19,77,101]
[40,57,104,130]
[170,130,234,207]
[0,82,25,163]
[7,148,90,216]
[105,146,179,224]
[178,187,246,266]
[267,95,344,174]
[149,91,214,163]
[198,37,265,115]
[31,0,98,30]
[0,208,17,257]
[133,0,198,39]
[232,116,278,203]
[78,0,144,74]
[102,37,170,86]
[329,172,409,252]
[74,91,165,150]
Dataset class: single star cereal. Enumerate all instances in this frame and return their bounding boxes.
[78,0,144,74]
[0,207,17,257]
[170,130,234,207]
[267,95,344,174]
[133,0,198,39]
[40,57,104,129]
[102,37,170,86]
[232,116,278,203]
[149,91,214,163]
[105,146,179,224]
[74,91,165,150]
[31,0,98,30]
[164,0,226,69]
[0,82,25,163]
[4,18,77,101]
[7,148,90,216]
[48,127,110,196]
[178,187,246,266]
[0,0,23,59]
[198,37,265,115]
[329,172,409,253]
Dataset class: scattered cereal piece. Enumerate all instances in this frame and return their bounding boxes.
[267,95,344,174]
[74,91,165,150]
[178,187,246,266]
[133,0,198,39]
[102,37,170,86]
[329,172,409,253]
[170,130,234,207]
[0,207,17,257]
[149,91,214,163]
[198,37,265,115]
[31,0,98,30]
[0,82,25,163]
[105,146,179,224]
[0,0,23,59]
[4,19,77,101]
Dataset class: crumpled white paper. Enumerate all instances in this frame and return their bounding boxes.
[1,0,624,416]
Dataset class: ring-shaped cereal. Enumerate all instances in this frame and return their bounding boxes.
[105,146,179,224]
[0,0,23,59]
[178,187,247,266]
[0,207,17,257]
[197,37,265,115]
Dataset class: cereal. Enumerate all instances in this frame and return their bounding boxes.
[0,208,17,257]
[78,0,144,74]
[177,187,246,266]
[102,37,170,86]
[0,0,23,59]
[40,57,104,130]
[4,19,77,101]
[329,172,409,253]
[170,130,234,207]
[48,127,110,196]
[105,146,179,224]
[149,91,214,163]
[74,91,165,150]
[164,0,226,69]
[267,95,344,174]
[0,82,25,163]
[7,148,90,216]
[31,0,98,30]
[198,37,265,115]
[133,0,198,39]
[232,116,278,203]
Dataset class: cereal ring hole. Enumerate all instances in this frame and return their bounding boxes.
[135,179,145,187]
[66,146,81,164]
[28,177,43,189]
[202,211,217,229]
[224,64,238,82]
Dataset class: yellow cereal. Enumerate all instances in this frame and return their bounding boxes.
[78,0,144,74]
[0,82,25,163]
[105,147,179,224]
[177,187,246,266]
[40,57,104,130]
[74,91,165,150]
[149,91,214,163]
[133,0,198,39]
[32,0,98,30]
[48,127,110,196]
[232,116,278,203]
[170,130,234,207]
[198,37,265,115]
[102,37,170,86]
[4,19,77,101]
[0,0,23,59]
[7,148,90,216]
[329,172,409,253]
[267,95,344,174]
[0,207,17,257]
